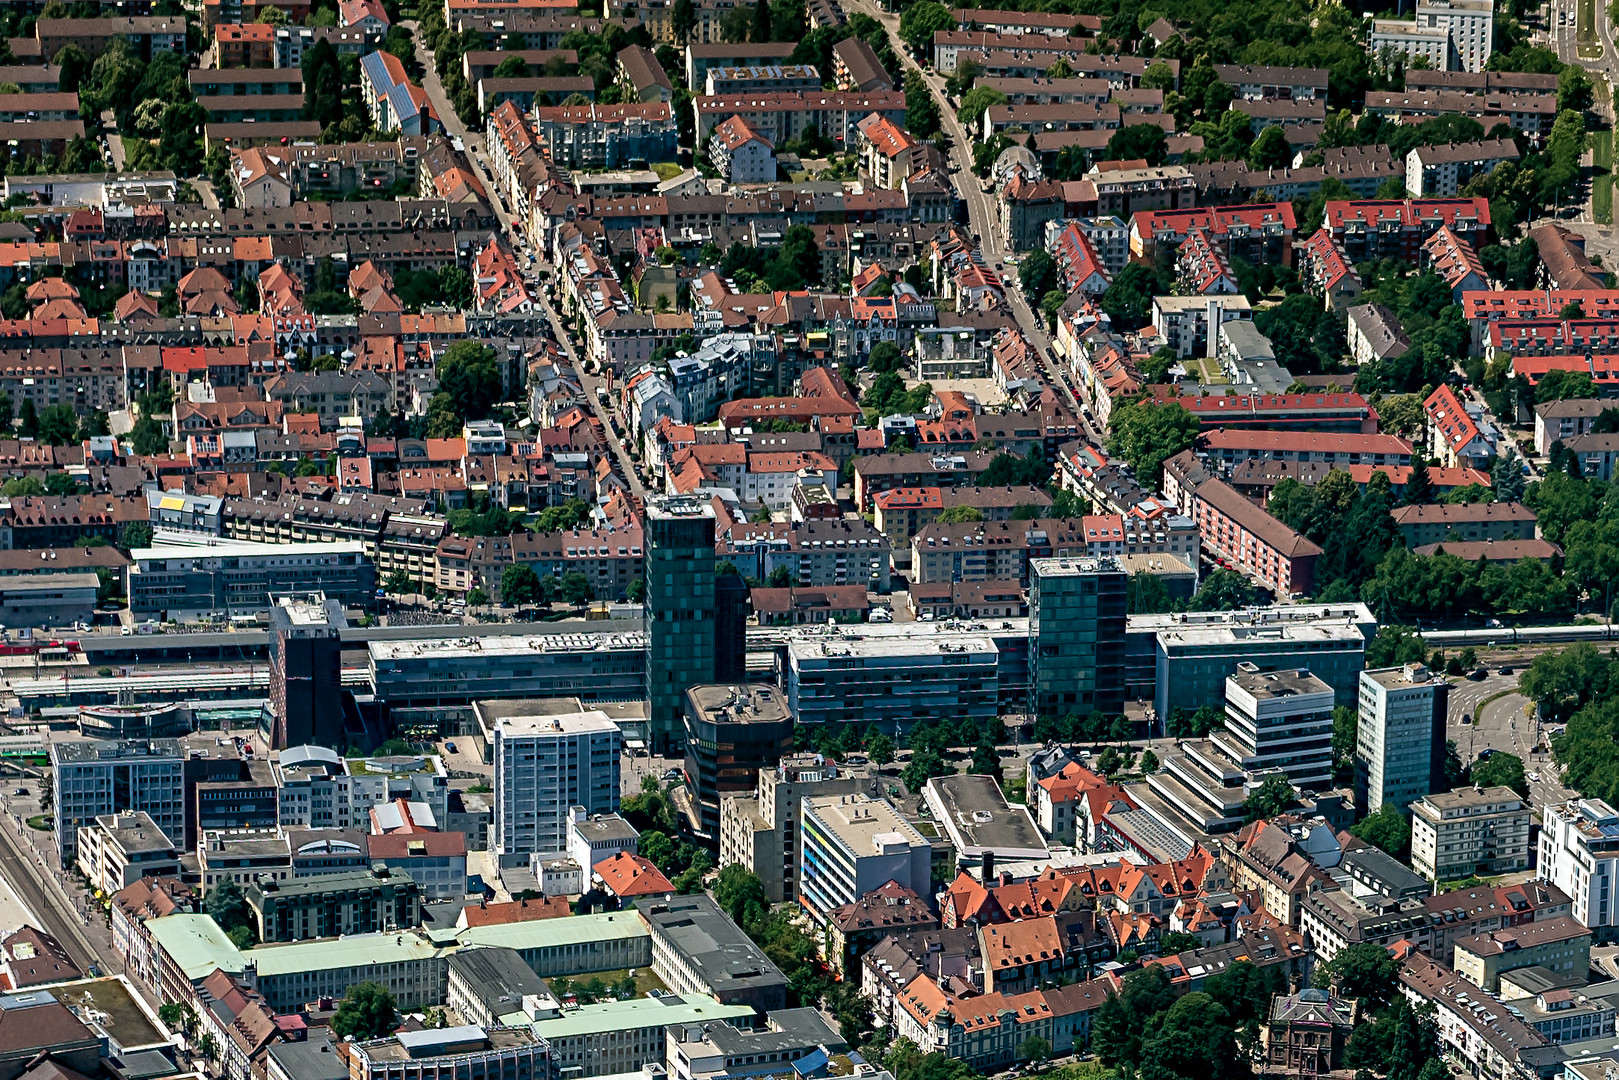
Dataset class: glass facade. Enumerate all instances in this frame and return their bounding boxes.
[1028,557,1127,719]
[645,498,717,751]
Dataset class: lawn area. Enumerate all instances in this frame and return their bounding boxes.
[1188,357,1223,383]
[25,815,48,830]
[548,968,667,1003]
[649,162,684,181]
[1594,128,1613,224]
[1579,0,1605,56]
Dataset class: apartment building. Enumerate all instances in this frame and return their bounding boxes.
[799,794,932,922]
[74,811,182,896]
[1197,429,1416,467]
[244,865,423,942]
[1539,799,1619,935]
[1534,398,1609,454]
[1453,916,1591,992]
[1410,786,1531,882]
[1151,295,1255,358]
[487,701,622,857]
[533,102,677,168]
[1322,198,1491,263]
[909,517,1088,585]
[1389,501,1537,546]
[1406,138,1520,196]
[1213,63,1328,100]
[1190,479,1321,597]
[719,755,874,904]
[1564,433,1619,481]
[1128,203,1297,266]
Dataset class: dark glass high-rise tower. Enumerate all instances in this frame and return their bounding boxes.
[267,593,347,750]
[645,496,716,752]
[1028,556,1127,720]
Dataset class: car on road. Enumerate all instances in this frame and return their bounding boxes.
[1460,714,1472,725]
[1530,771,1542,782]
[1468,667,1488,680]
[10,789,26,796]
[1478,748,1497,760]
[1498,666,1514,675]
[662,768,683,782]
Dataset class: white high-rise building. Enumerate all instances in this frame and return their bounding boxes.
[484,701,623,857]
[1369,0,1493,72]
[1410,786,1530,882]
[1422,0,1494,72]
[1355,664,1448,815]
[1369,20,1452,70]
[1219,665,1335,790]
[1540,799,1619,931]
[799,794,932,922]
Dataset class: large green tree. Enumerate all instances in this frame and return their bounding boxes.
[898,0,952,55]
[1106,400,1200,490]
[1242,774,1294,821]
[330,983,398,1040]
[433,341,503,425]
[1100,263,1169,330]
[1471,751,1529,797]
[1349,803,1412,859]
[904,71,940,140]
[1323,941,1400,1007]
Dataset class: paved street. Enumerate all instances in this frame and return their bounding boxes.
[0,797,118,982]
[1447,670,1577,809]
[838,0,1094,430]
[403,24,648,500]
[410,23,514,234]
[1536,0,1616,254]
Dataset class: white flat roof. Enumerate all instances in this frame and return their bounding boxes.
[369,632,647,661]
[133,539,367,560]
[788,635,997,659]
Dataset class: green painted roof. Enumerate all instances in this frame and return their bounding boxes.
[250,932,444,977]
[452,912,650,952]
[528,996,754,1039]
[146,914,246,981]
